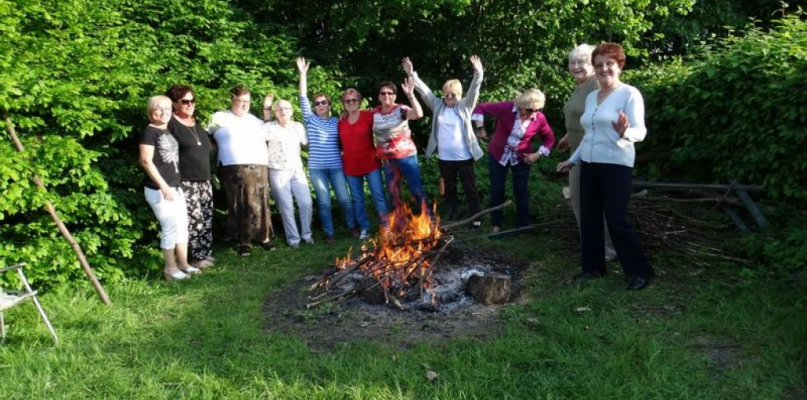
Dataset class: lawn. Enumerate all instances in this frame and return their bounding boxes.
[1,209,805,400]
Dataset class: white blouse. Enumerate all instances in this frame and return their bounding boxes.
[569,83,647,168]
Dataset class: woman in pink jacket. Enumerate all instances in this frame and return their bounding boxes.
[472,90,555,232]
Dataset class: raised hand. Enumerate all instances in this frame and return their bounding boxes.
[264,93,274,108]
[613,110,629,137]
[296,56,309,74]
[402,77,415,96]
[469,55,483,73]
[402,57,414,76]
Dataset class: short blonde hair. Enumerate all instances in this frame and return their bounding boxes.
[568,44,595,62]
[146,95,172,117]
[514,89,545,110]
[442,79,463,98]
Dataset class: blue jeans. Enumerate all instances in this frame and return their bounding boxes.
[309,167,355,236]
[488,154,531,228]
[346,168,388,230]
[383,154,429,213]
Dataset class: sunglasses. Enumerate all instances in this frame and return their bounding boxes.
[444,93,457,99]
[180,99,196,105]
[314,100,330,106]
[379,91,395,96]
[524,108,536,113]
[343,98,359,104]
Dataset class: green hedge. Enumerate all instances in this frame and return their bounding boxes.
[627,13,807,205]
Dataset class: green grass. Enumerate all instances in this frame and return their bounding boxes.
[1,224,805,399]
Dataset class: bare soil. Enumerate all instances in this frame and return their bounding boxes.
[262,246,529,350]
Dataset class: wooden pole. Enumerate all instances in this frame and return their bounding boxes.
[3,113,111,306]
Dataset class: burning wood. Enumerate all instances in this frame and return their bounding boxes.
[307,201,510,309]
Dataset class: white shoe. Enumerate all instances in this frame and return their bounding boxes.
[181,266,201,275]
[359,230,369,240]
[164,270,189,281]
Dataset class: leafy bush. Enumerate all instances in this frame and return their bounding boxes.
[0,0,304,288]
[627,13,807,206]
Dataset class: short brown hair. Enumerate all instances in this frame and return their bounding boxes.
[378,81,397,95]
[165,84,195,103]
[229,85,250,98]
[592,42,626,68]
[341,87,363,103]
[313,93,332,104]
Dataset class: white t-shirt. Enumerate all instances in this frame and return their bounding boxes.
[207,111,268,166]
[436,108,472,161]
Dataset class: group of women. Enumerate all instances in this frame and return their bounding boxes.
[139,42,654,290]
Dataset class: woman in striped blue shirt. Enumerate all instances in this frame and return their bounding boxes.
[297,57,356,244]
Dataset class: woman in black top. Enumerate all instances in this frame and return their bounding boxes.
[166,85,215,269]
[138,95,200,281]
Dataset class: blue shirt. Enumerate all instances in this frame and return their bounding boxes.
[300,95,342,169]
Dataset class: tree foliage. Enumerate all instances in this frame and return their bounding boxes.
[627,12,807,204]
[0,0,793,289]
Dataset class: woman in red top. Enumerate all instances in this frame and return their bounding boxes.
[339,88,388,238]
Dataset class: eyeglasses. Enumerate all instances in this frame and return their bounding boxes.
[444,93,457,99]
[313,100,330,107]
[180,99,196,105]
[379,91,395,96]
[343,98,359,104]
[523,108,536,113]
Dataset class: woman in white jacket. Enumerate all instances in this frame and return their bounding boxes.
[557,43,654,291]
[402,55,485,227]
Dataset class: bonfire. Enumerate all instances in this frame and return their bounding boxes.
[308,200,454,308]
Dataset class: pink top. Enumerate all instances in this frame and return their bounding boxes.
[471,101,555,163]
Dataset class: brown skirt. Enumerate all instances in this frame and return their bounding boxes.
[219,164,273,244]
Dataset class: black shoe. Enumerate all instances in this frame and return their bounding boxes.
[573,271,604,281]
[238,245,251,257]
[627,274,653,291]
[260,241,276,251]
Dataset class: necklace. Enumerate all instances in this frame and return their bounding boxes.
[180,120,201,146]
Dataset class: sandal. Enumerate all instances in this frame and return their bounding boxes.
[260,241,276,251]
[238,245,251,256]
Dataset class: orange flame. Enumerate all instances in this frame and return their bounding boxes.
[334,199,442,298]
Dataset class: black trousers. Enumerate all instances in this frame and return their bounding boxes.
[438,158,481,220]
[579,162,652,277]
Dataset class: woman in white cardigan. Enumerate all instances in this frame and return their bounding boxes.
[402,55,485,227]
[557,42,654,291]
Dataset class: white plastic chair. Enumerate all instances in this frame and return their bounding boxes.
[0,263,58,344]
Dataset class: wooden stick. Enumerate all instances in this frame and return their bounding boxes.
[306,289,358,308]
[417,237,454,295]
[3,114,111,306]
[487,219,565,239]
[442,200,512,230]
[632,180,764,192]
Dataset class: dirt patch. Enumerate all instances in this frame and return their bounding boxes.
[690,335,744,369]
[262,246,529,350]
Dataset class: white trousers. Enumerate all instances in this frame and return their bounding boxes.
[144,187,189,250]
[269,168,313,245]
